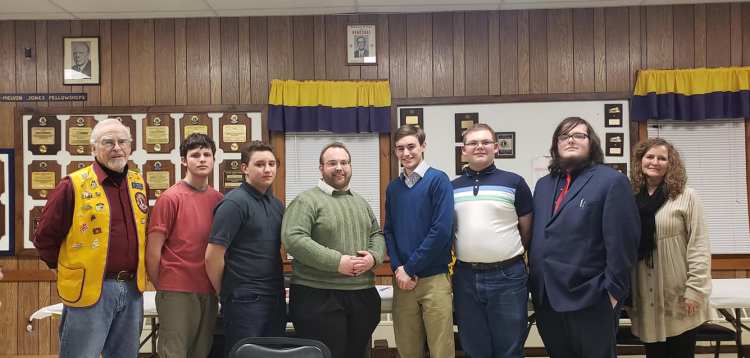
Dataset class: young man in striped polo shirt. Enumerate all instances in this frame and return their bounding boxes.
[452,123,533,358]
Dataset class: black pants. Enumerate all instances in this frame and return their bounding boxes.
[221,288,287,358]
[535,294,620,358]
[644,328,698,358]
[289,285,381,358]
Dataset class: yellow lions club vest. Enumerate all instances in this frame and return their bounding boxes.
[57,165,148,307]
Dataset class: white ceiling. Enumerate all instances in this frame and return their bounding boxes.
[0,0,741,20]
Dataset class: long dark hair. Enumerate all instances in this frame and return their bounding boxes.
[548,116,604,175]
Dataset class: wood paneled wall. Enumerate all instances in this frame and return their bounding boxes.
[1,3,750,354]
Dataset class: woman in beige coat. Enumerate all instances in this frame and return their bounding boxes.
[627,138,712,358]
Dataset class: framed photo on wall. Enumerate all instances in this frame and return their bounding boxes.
[495,132,516,159]
[347,24,376,65]
[63,37,100,85]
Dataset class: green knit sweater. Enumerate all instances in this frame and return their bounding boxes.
[281,187,386,290]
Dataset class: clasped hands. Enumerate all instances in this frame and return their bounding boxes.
[338,251,375,277]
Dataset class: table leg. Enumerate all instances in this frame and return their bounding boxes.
[151,317,158,358]
[736,308,746,358]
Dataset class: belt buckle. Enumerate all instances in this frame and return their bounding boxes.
[115,271,131,281]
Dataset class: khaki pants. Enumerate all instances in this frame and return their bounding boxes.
[392,273,455,358]
[155,291,218,358]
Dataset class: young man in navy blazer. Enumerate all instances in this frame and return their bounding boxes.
[528,116,639,358]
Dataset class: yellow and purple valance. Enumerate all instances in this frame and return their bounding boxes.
[268,80,391,133]
[631,67,750,122]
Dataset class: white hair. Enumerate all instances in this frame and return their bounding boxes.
[90,118,131,144]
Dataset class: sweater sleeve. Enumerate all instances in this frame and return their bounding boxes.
[281,193,343,273]
[366,204,386,265]
[383,186,403,271]
[682,189,712,303]
[403,174,455,277]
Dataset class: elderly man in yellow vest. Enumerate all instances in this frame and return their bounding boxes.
[33,118,148,358]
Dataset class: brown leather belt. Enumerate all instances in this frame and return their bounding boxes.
[458,255,524,271]
[104,271,135,281]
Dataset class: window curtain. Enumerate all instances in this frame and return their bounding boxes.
[631,67,750,122]
[268,80,391,133]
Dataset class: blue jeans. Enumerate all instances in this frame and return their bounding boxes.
[221,287,286,358]
[453,260,529,358]
[58,279,144,358]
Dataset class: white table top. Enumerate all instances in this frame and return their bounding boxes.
[29,285,395,327]
[709,278,750,309]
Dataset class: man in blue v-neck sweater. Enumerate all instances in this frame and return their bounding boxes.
[384,124,455,358]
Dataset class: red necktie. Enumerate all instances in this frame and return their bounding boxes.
[554,174,572,213]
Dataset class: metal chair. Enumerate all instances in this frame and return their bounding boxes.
[229,337,332,358]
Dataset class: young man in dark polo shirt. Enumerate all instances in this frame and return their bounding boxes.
[205,141,285,358]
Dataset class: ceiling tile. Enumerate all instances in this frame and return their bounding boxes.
[52,0,212,13]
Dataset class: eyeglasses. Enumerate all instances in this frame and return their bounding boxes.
[99,138,132,150]
[324,160,351,168]
[557,133,589,142]
[464,140,495,148]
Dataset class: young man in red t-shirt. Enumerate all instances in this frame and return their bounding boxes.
[146,133,223,358]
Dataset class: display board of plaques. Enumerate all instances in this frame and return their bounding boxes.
[16,107,265,255]
[0,149,14,255]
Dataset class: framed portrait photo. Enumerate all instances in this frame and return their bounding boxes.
[495,132,516,159]
[347,24,376,65]
[63,37,100,85]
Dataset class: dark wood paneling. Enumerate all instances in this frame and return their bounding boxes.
[406,13,433,98]
[488,11,500,95]
[185,18,210,105]
[673,5,694,69]
[593,8,606,92]
[81,20,101,106]
[389,14,407,98]
[249,17,268,104]
[376,14,390,81]
[18,259,39,354]
[694,4,707,67]
[220,18,239,104]
[605,7,629,92]
[324,15,348,81]
[111,20,130,106]
[744,3,750,66]
[238,17,252,104]
[646,5,673,69]
[433,12,454,97]
[573,8,594,92]
[68,21,83,107]
[706,3,731,67]
[547,9,573,93]
[209,18,222,104]
[499,11,518,95]
[314,16,326,79]
[268,16,294,82]
[174,18,187,105]
[293,16,315,80]
[35,21,49,108]
[15,21,37,95]
[453,12,466,96]
[99,20,112,106]
[154,19,176,105]
[465,12,489,96]
[730,3,742,67]
[517,10,530,94]
[528,10,547,94]
[129,19,155,105]
[628,7,641,89]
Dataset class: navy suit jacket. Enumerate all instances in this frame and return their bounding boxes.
[528,164,640,312]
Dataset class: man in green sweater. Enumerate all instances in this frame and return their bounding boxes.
[282,142,386,358]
